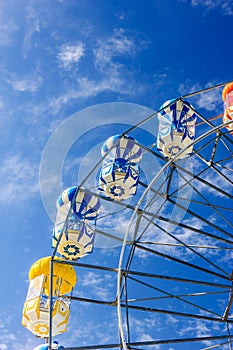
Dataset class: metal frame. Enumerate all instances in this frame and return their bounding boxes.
[116,121,233,350]
[47,81,233,350]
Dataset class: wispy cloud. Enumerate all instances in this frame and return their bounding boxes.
[128,315,164,350]
[57,42,85,69]
[0,310,39,350]
[66,312,118,347]
[191,157,233,197]
[0,154,39,204]
[94,28,149,70]
[0,345,7,350]
[189,0,233,16]
[0,14,19,46]
[77,271,115,300]
[7,74,43,92]
[48,73,135,114]
[135,334,161,350]
[1,27,150,116]
[177,318,228,348]
[0,98,4,110]
[23,0,50,56]
[178,81,223,112]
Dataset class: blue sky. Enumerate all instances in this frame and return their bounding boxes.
[0,1,233,349]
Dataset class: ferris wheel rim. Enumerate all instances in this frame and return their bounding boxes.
[116,120,233,350]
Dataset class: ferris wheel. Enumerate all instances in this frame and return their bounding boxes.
[23,81,233,350]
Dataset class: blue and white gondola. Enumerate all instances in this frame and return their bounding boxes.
[157,99,197,160]
[33,341,64,350]
[52,187,100,260]
[98,135,142,200]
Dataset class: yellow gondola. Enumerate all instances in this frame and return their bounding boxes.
[22,256,76,338]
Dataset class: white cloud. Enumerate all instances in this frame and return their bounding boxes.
[66,312,118,348]
[79,271,114,300]
[0,17,19,47]
[81,271,104,287]
[23,1,49,56]
[0,97,4,110]
[194,88,222,112]
[128,315,164,349]
[190,0,233,15]
[166,315,179,325]
[191,157,233,197]
[94,28,149,70]
[178,81,222,112]
[136,334,161,350]
[0,2,20,47]
[134,212,222,262]
[176,318,229,348]
[8,75,43,92]
[48,73,135,114]
[0,154,39,204]
[27,29,150,114]
[57,42,85,69]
